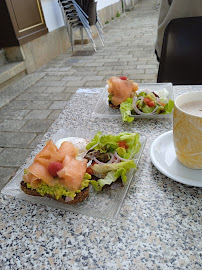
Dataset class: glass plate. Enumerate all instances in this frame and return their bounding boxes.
[92,83,174,119]
[1,129,146,220]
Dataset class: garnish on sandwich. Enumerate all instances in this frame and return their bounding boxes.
[107,76,139,109]
[21,140,91,204]
[84,131,141,191]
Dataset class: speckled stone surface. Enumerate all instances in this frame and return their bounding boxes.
[0,86,202,270]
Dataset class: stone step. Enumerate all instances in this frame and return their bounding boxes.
[0,61,27,92]
[0,49,7,66]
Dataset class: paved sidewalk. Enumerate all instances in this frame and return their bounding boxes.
[0,0,159,188]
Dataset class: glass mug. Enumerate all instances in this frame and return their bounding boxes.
[173,91,202,169]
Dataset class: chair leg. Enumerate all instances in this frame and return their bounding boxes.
[70,26,74,52]
[95,22,104,47]
[80,27,84,48]
[83,26,97,52]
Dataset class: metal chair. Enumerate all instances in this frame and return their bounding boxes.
[157,16,202,85]
[75,0,104,47]
[58,0,104,52]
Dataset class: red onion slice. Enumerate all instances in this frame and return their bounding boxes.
[87,160,93,167]
[87,143,99,151]
[132,97,145,115]
[107,153,115,163]
[65,196,73,202]
[132,96,158,115]
[152,91,159,98]
[113,157,120,163]
[138,96,144,103]
[93,153,115,165]
[151,106,158,114]
[93,156,103,164]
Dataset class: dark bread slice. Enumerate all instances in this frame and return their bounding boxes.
[21,181,89,204]
[109,101,120,109]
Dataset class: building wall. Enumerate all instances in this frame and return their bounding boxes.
[16,0,123,73]
[97,0,120,11]
[41,0,64,32]
[5,0,135,73]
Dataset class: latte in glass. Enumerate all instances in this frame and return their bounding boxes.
[180,101,202,117]
[173,91,202,169]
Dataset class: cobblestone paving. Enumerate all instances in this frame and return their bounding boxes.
[0,0,159,188]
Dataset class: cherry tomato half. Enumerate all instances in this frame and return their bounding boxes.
[119,76,127,80]
[144,97,155,107]
[86,167,93,175]
[118,141,129,149]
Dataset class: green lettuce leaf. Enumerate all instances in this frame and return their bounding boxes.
[87,132,141,191]
[137,92,147,97]
[87,131,141,159]
[120,98,134,122]
[145,93,156,101]
[98,134,119,152]
[86,131,119,153]
[91,163,134,191]
[142,105,154,113]
[156,105,165,114]
[116,147,126,158]
[114,167,127,183]
[116,132,141,158]
[164,99,174,113]
[92,160,136,175]
[86,131,102,150]
[97,171,118,187]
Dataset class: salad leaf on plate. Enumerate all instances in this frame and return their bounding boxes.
[86,130,102,150]
[164,99,174,114]
[120,98,134,122]
[119,88,174,122]
[85,131,141,191]
[91,161,136,191]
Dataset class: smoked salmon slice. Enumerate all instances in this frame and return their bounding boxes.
[107,77,138,106]
[23,173,42,188]
[28,161,58,186]
[58,141,78,159]
[57,156,87,191]
[34,140,63,167]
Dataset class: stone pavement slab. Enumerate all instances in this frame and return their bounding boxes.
[20,119,53,133]
[24,109,51,120]
[0,132,37,148]
[0,167,16,190]
[0,119,27,131]
[0,0,159,187]
[0,148,32,167]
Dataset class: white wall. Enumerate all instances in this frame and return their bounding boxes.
[97,0,120,11]
[41,0,65,32]
[41,0,121,32]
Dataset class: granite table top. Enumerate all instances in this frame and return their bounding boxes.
[0,85,202,270]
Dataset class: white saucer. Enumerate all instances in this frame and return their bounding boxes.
[150,130,202,187]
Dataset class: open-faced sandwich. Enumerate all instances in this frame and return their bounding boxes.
[21,139,91,204]
[84,131,141,191]
[107,76,139,109]
[21,131,142,202]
